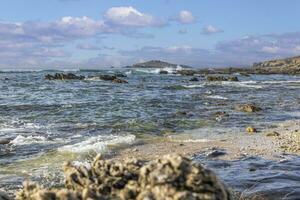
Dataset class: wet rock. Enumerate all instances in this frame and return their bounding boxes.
[159,70,168,74]
[235,104,262,113]
[0,138,10,145]
[189,77,199,81]
[177,69,196,76]
[207,76,239,82]
[18,154,232,200]
[266,131,280,137]
[45,73,85,80]
[246,127,257,133]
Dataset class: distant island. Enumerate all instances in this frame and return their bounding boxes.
[128,56,300,75]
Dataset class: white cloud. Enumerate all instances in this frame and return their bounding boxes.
[202,25,223,35]
[177,10,195,24]
[261,46,280,54]
[104,6,165,27]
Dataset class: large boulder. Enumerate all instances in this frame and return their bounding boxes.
[45,73,85,80]
[17,154,232,200]
[235,104,262,113]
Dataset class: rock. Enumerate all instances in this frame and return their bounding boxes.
[266,131,280,137]
[189,77,199,81]
[0,138,10,145]
[112,78,128,84]
[207,76,239,82]
[246,127,257,133]
[45,73,85,80]
[159,70,168,74]
[235,104,262,113]
[17,154,232,200]
[177,69,196,76]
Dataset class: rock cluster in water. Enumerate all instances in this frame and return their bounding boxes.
[45,73,128,83]
[17,154,231,200]
[206,76,239,82]
[45,73,85,80]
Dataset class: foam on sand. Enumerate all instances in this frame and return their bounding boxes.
[58,134,135,153]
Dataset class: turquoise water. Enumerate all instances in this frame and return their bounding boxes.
[0,68,300,195]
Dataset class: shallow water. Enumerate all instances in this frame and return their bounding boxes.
[195,153,300,200]
[0,68,300,196]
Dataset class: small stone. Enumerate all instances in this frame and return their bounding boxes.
[266,131,280,137]
[246,127,257,133]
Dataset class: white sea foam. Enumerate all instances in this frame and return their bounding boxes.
[10,135,51,145]
[205,81,263,89]
[84,77,103,81]
[182,84,204,88]
[58,134,135,153]
[206,95,228,100]
[134,65,183,74]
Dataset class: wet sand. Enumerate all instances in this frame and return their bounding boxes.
[113,120,300,161]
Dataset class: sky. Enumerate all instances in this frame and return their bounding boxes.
[1,0,300,70]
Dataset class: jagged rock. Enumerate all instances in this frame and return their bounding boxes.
[177,69,196,76]
[189,77,199,81]
[17,154,232,200]
[45,73,85,80]
[159,70,168,74]
[207,76,239,82]
[235,104,262,113]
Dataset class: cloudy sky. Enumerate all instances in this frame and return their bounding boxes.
[1,0,300,70]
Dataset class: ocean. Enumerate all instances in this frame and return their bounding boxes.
[0,68,300,197]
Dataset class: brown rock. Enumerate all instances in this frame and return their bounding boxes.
[235,104,262,113]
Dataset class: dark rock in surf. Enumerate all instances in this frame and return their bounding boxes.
[189,77,199,81]
[99,75,117,81]
[0,138,10,145]
[159,70,168,74]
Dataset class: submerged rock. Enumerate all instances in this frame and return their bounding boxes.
[235,104,262,113]
[112,78,128,84]
[0,138,10,145]
[17,154,232,200]
[115,73,127,78]
[89,75,128,84]
[45,73,85,80]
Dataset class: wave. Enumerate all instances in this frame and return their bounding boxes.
[58,134,135,153]
[182,84,204,88]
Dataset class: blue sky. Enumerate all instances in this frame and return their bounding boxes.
[1,0,300,69]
